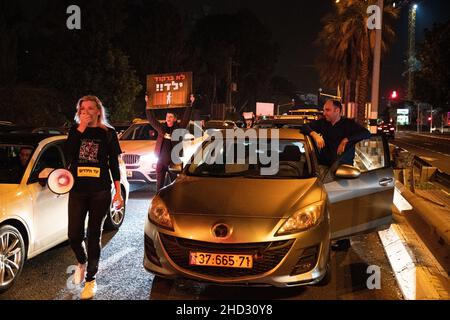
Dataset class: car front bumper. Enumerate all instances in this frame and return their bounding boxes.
[143,218,330,287]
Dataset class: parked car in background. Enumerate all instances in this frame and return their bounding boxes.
[377,121,395,139]
[119,120,205,184]
[0,133,129,293]
[0,121,14,127]
[205,120,237,130]
[112,122,132,138]
[0,126,68,135]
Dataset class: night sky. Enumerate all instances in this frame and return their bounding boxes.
[169,0,450,98]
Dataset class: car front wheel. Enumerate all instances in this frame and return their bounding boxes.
[0,225,26,293]
[104,195,126,231]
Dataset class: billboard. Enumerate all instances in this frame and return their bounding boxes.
[146,72,192,109]
[256,102,274,117]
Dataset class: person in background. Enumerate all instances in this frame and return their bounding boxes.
[145,93,192,191]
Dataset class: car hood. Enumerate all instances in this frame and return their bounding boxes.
[119,140,156,154]
[160,175,320,219]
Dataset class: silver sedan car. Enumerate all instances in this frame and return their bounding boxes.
[143,129,394,287]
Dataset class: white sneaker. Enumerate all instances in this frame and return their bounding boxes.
[80,280,97,300]
[73,263,86,285]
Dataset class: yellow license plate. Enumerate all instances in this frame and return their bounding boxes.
[189,252,253,269]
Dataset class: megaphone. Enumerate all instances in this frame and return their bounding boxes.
[47,168,74,195]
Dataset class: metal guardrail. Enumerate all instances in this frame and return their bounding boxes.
[413,155,450,189]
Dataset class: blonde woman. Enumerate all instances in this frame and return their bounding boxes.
[64,95,123,299]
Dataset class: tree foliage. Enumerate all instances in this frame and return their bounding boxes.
[316,0,398,124]
[415,21,450,111]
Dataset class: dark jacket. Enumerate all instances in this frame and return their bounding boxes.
[301,117,371,166]
[145,107,192,159]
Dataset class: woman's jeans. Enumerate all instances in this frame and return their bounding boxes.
[68,190,111,282]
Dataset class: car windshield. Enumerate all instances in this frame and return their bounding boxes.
[187,139,312,179]
[0,144,34,184]
[120,123,159,140]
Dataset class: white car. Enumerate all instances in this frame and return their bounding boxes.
[0,133,129,293]
[119,120,206,184]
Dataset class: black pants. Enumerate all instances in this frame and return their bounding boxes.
[68,190,111,281]
[156,162,177,191]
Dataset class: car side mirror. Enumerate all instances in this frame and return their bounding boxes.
[38,168,54,186]
[335,164,361,179]
[168,163,182,175]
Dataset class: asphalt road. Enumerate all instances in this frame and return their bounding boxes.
[392,131,450,174]
[0,183,402,300]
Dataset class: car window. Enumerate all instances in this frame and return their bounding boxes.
[0,144,35,184]
[29,145,65,183]
[120,124,158,140]
[354,136,386,173]
[187,139,312,179]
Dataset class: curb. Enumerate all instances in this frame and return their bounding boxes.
[395,181,450,246]
[378,185,450,300]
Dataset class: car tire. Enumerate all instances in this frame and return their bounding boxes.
[104,196,126,231]
[331,238,351,251]
[0,225,26,293]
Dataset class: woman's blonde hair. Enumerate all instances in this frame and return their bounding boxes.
[74,95,113,130]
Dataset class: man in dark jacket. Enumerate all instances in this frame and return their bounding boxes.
[145,94,192,191]
[300,100,371,167]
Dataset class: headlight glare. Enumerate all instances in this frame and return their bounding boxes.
[276,202,324,235]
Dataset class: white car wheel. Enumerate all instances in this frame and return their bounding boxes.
[0,225,26,293]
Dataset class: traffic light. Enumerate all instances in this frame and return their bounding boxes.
[390,90,398,99]
[427,116,432,122]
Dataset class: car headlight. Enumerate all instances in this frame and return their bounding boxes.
[141,153,158,164]
[276,202,324,236]
[148,196,174,230]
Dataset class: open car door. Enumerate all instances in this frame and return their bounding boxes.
[324,135,394,240]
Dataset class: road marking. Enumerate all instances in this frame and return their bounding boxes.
[99,247,136,272]
[402,132,450,142]
[393,140,450,157]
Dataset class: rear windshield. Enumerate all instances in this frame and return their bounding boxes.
[120,124,158,141]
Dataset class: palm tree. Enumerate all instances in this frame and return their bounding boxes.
[316,0,398,124]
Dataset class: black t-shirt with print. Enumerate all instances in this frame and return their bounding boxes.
[65,125,122,193]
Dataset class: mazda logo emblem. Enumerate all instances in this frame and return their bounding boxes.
[212,223,230,239]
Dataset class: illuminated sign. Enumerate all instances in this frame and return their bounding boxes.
[447,112,450,126]
[397,109,409,115]
[147,72,192,109]
[397,115,409,125]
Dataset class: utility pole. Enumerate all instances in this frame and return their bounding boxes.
[226,56,233,115]
[417,103,420,133]
[370,0,383,134]
[430,105,433,133]
[407,4,417,100]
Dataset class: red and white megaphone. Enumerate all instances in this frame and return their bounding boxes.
[47,168,74,195]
